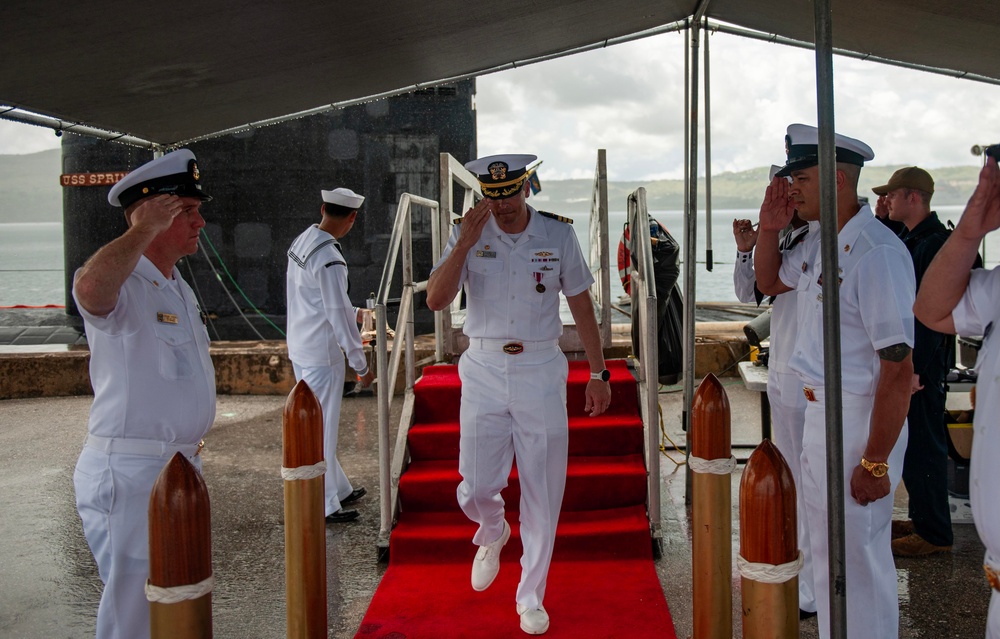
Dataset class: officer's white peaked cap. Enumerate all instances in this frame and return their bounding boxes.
[108,148,211,208]
[776,123,874,177]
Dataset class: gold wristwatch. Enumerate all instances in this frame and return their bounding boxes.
[860,457,889,478]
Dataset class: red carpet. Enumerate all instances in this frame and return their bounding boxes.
[355,359,676,638]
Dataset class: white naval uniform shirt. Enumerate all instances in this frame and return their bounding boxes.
[950,266,1000,558]
[285,225,368,374]
[74,255,216,443]
[432,206,594,339]
[779,207,915,396]
[734,222,814,378]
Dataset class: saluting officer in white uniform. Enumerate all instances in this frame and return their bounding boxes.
[755,124,915,639]
[733,168,817,618]
[426,154,611,636]
[914,155,1000,639]
[73,149,216,639]
[286,187,375,524]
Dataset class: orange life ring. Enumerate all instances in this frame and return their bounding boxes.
[617,223,632,295]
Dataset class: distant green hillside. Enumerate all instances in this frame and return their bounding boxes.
[0,148,983,223]
[530,164,984,214]
[0,149,62,223]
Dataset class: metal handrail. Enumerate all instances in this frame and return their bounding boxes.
[375,192,438,551]
[375,157,481,553]
[626,187,662,542]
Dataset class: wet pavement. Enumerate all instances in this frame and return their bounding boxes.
[0,379,990,638]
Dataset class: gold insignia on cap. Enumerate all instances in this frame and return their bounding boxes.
[785,134,792,156]
[488,162,508,180]
[192,162,200,181]
[142,187,150,194]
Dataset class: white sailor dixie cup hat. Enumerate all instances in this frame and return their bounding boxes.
[465,153,537,199]
[108,148,211,208]
[775,123,874,177]
[321,187,365,209]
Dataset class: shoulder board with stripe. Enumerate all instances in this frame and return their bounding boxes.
[539,210,573,224]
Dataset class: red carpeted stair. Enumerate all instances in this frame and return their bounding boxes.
[355,359,676,638]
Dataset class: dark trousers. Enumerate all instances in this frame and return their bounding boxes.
[902,385,954,546]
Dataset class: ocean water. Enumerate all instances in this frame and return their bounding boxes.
[0,205,994,307]
[0,222,66,307]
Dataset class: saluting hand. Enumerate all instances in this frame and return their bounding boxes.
[732,218,759,252]
[955,159,1000,242]
[875,194,890,220]
[455,198,493,253]
[129,194,185,235]
[758,177,795,232]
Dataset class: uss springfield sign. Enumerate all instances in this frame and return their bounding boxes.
[60,171,127,186]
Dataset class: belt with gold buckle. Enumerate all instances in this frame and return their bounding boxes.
[502,342,524,355]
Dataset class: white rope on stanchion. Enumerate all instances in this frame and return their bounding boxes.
[145,574,215,603]
[280,461,327,481]
[688,455,737,475]
[737,551,804,584]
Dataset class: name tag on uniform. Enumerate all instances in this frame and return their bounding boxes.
[476,250,497,258]
[157,312,179,324]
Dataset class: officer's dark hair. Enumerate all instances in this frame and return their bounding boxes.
[322,202,358,217]
[903,188,933,206]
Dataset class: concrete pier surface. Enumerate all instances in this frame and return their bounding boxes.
[0,379,990,638]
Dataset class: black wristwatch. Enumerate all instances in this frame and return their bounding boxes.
[590,369,611,382]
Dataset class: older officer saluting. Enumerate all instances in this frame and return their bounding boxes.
[426,154,611,635]
[73,149,216,639]
[754,125,915,639]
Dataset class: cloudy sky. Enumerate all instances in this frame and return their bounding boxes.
[3,29,999,181]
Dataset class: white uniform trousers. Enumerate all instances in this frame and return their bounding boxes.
[293,360,354,516]
[456,345,569,610]
[799,387,906,639]
[75,446,203,639]
[767,368,815,613]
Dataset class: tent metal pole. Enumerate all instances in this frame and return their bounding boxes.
[814,0,848,636]
[703,19,714,273]
[682,19,700,505]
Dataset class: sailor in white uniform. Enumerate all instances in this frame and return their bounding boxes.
[426,154,611,636]
[914,155,1000,639]
[285,187,375,523]
[754,124,915,639]
[733,169,817,617]
[73,149,216,639]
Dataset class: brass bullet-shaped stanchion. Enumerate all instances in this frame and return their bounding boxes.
[739,440,800,638]
[283,380,327,638]
[148,452,213,639]
[690,373,734,639]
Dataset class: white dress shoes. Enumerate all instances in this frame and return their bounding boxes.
[470,519,510,591]
[516,604,550,635]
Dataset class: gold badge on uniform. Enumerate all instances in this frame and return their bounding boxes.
[157,312,179,324]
